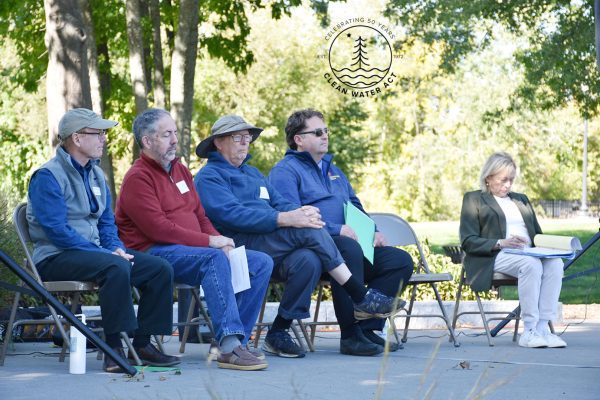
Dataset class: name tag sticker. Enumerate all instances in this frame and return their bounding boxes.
[92,186,101,196]
[176,180,190,194]
[259,186,270,200]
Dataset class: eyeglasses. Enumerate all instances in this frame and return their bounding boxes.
[298,127,329,137]
[77,130,107,138]
[230,133,252,143]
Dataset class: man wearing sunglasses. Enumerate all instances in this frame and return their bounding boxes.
[27,108,179,372]
[195,114,400,359]
[268,109,414,356]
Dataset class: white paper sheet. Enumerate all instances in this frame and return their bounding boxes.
[228,246,251,293]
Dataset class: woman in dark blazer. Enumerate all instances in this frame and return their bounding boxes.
[459,152,566,348]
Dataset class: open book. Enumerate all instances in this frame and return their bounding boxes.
[503,234,582,259]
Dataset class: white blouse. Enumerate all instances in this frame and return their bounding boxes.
[493,195,531,246]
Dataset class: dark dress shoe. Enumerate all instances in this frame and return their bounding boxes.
[362,329,403,351]
[103,347,129,373]
[340,329,383,356]
[128,343,180,367]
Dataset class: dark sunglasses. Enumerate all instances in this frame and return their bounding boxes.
[298,127,329,137]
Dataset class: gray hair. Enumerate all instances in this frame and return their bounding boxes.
[132,108,171,149]
[479,151,517,192]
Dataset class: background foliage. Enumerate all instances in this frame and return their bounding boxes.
[0,0,598,305]
[0,1,597,219]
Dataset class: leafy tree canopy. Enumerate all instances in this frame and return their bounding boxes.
[384,0,600,118]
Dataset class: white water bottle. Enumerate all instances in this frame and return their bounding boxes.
[69,314,86,374]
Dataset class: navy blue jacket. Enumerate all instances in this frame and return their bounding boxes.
[195,151,297,237]
[268,150,368,236]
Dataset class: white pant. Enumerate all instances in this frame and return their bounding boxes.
[494,252,564,328]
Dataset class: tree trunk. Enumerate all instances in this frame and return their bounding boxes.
[163,0,175,59]
[126,0,149,161]
[139,0,154,99]
[79,0,117,207]
[149,0,166,108]
[44,0,92,150]
[170,0,199,165]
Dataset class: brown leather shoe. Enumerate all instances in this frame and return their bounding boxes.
[128,343,180,367]
[208,341,266,362]
[103,347,129,373]
[217,345,268,371]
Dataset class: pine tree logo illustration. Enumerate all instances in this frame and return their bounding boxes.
[329,25,392,89]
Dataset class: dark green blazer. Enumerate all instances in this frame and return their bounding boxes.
[459,190,542,291]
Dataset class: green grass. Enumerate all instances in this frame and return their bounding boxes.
[411,218,600,304]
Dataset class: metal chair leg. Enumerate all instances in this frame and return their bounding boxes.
[289,324,304,351]
[475,292,494,347]
[253,291,269,348]
[432,283,459,347]
[451,268,466,333]
[296,320,314,352]
[154,335,165,353]
[0,289,21,366]
[511,308,521,342]
[194,289,215,338]
[121,332,142,365]
[401,285,418,343]
[310,283,325,345]
[179,291,197,353]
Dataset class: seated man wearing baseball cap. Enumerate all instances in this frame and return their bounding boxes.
[195,115,402,358]
[27,108,179,372]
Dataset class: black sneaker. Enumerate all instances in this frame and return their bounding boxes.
[262,330,306,358]
[362,329,402,352]
[340,329,383,356]
[353,289,405,320]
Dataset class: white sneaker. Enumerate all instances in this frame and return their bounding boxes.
[518,329,547,348]
[542,333,567,348]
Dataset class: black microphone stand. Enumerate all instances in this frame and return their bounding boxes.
[0,249,137,376]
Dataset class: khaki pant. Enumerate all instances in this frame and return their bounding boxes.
[494,252,563,330]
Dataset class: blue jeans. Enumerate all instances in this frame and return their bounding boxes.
[149,245,273,343]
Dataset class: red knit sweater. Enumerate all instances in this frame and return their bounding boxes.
[116,153,220,251]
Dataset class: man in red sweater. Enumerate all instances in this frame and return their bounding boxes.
[116,108,272,371]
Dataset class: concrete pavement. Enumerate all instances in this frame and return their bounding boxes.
[1,319,598,400]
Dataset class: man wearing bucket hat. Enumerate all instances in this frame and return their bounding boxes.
[269,108,414,355]
[195,115,401,358]
[115,108,272,371]
[27,108,179,372]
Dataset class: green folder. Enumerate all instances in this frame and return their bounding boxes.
[344,202,375,264]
